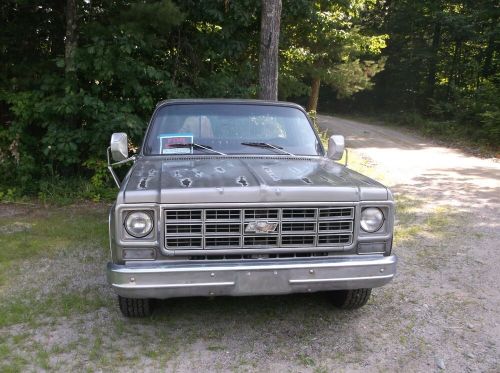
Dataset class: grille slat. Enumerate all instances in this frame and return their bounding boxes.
[206,210,241,221]
[165,224,202,235]
[164,207,354,250]
[166,237,202,248]
[281,222,316,233]
[282,208,316,220]
[244,209,279,220]
[205,223,241,235]
[244,236,279,246]
[281,235,315,246]
[318,234,352,245]
[318,221,353,232]
[166,210,202,221]
[319,207,354,219]
[205,237,241,248]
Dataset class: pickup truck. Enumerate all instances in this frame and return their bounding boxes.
[106,99,396,317]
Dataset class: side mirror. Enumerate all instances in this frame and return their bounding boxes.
[110,132,128,162]
[327,135,345,160]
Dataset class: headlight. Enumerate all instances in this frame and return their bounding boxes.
[124,211,153,238]
[360,207,384,233]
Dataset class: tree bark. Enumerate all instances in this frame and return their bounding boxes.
[481,34,495,78]
[426,20,441,101]
[65,0,77,77]
[258,0,282,101]
[306,77,321,113]
[446,39,462,101]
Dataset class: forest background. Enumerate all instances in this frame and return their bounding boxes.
[0,0,498,202]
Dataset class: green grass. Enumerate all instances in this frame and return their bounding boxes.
[297,353,316,367]
[0,206,108,285]
[0,290,110,328]
[0,205,110,332]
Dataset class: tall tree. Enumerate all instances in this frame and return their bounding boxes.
[280,0,387,112]
[258,0,282,100]
[64,0,77,79]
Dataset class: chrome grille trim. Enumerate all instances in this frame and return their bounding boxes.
[164,207,354,251]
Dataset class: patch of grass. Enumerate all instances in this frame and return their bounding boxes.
[89,332,104,363]
[0,342,10,360]
[313,367,329,373]
[297,353,316,367]
[0,289,108,328]
[0,353,29,373]
[35,347,51,370]
[342,150,388,184]
[393,194,455,245]
[424,206,451,234]
[0,206,108,288]
[207,345,226,351]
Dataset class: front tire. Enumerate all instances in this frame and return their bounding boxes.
[331,288,372,309]
[118,296,152,317]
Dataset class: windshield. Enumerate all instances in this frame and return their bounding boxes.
[143,104,322,156]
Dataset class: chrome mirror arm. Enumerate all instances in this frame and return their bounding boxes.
[107,147,136,188]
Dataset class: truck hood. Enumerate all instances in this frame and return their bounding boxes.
[120,156,388,204]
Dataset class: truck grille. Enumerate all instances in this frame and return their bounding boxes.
[164,207,354,251]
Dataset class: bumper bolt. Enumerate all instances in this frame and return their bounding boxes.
[130,277,135,283]
[380,268,385,273]
[309,269,314,274]
[210,272,215,277]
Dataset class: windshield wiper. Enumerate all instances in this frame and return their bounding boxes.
[241,142,295,156]
[166,143,227,155]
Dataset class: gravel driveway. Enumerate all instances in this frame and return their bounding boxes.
[317,115,500,372]
[1,116,499,372]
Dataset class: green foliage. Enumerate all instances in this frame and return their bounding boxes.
[0,0,497,201]
[280,0,388,101]
[337,0,500,147]
[0,0,265,198]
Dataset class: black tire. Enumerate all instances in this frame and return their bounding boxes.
[118,296,152,317]
[331,288,372,309]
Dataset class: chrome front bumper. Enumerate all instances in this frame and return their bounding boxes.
[107,255,397,299]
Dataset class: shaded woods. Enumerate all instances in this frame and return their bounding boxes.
[332,0,499,148]
[0,0,498,199]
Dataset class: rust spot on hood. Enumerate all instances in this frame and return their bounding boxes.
[236,176,249,187]
[181,178,192,187]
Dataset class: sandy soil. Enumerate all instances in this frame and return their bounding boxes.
[1,116,499,372]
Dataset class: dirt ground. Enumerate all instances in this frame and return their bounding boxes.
[1,116,499,372]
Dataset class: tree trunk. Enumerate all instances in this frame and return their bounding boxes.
[258,0,282,101]
[306,77,321,113]
[65,0,77,78]
[426,20,441,101]
[446,39,462,101]
[481,34,495,78]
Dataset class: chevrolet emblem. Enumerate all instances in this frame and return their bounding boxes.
[245,221,278,234]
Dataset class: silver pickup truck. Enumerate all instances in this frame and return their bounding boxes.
[106,99,396,317]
